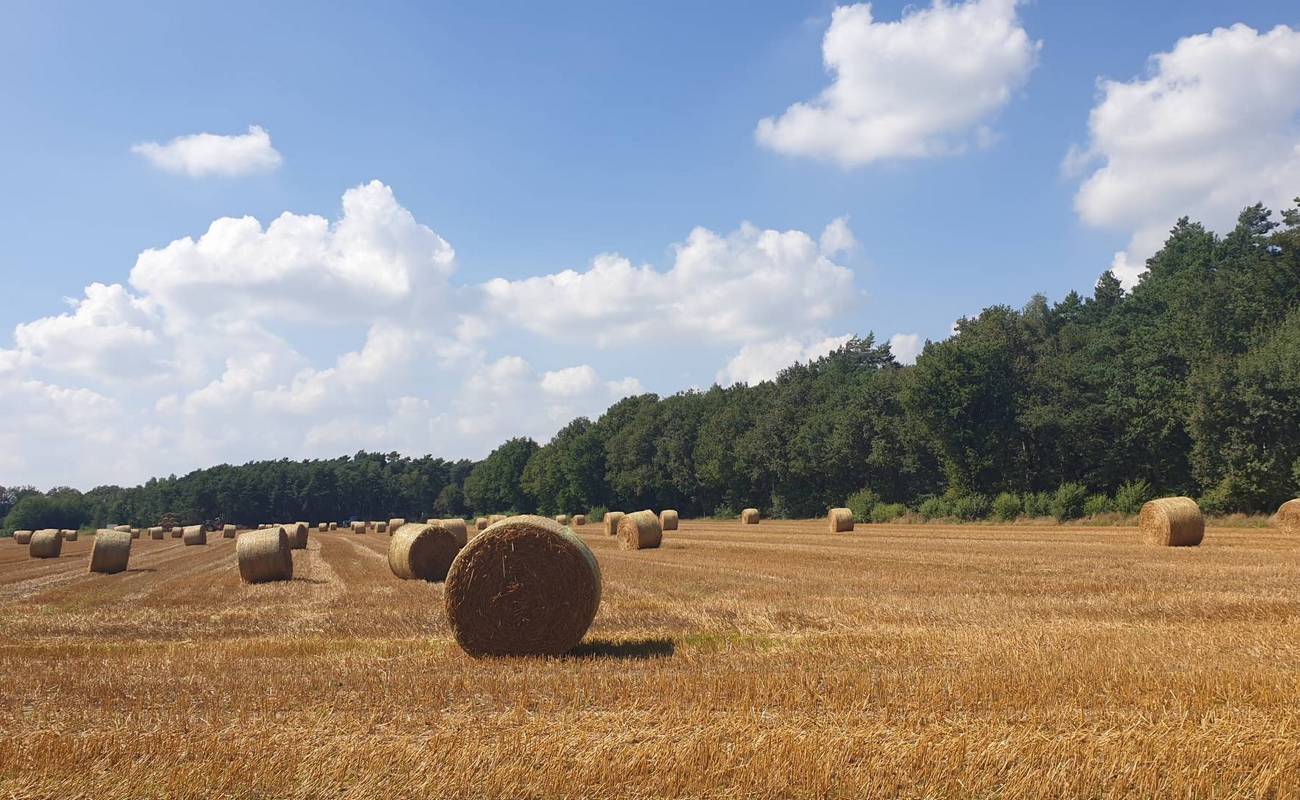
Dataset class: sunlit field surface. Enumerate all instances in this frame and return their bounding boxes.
[2,520,1298,799]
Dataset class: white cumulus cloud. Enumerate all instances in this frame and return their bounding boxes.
[888,332,923,364]
[131,125,283,177]
[756,0,1039,167]
[716,334,852,386]
[1068,23,1300,288]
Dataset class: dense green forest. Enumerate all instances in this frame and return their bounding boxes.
[4,201,1299,532]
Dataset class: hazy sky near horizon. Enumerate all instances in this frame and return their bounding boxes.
[2,0,1298,488]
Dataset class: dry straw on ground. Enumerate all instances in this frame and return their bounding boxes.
[1277,498,1300,535]
[603,511,624,537]
[444,514,601,657]
[388,522,465,582]
[1139,497,1205,546]
[148,526,164,540]
[88,529,132,574]
[236,527,293,584]
[659,509,678,531]
[182,525,207,546]
[29,529,63,559]
[280,522,308,550]
[12,530,32,544]
[741,508,760,524]
[618,510,663,550]
[829,507,854,533]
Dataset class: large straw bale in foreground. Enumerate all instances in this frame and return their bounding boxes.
[618,509,662,550]
[280,521,308,549]
[30,529,62,558]
[89,529,132,574]
[1276,499,1300,535]
[659,509,678,531]
[741,508,760,524]
[388,522,465,581]
[237,528,293,584]
[182,525,207,546]
[1139,497,1204,547]
[829,507,854,533]
[149,526,164,540]
[445,515,601,657]
[13,530,33,544]
[603,511,624,537]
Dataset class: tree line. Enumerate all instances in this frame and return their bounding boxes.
[4,201,1299,532]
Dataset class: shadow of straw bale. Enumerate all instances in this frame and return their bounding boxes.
[567,637,675,660]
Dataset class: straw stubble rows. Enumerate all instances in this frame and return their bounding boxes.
[1,520,1298,798]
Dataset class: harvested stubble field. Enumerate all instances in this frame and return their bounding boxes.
[2,520,1299,799]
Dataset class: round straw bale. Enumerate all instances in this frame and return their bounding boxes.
[376,521,388,534]
[13,530,33,544]
[444,515,601,657]
[223,524,237,538]
[554,514,570,525]
[130,528,141,539]
[388,522,464,581]
[489,514,506,525]
[440,518,469,544]
[603,511,624,537]
[1276,499,1300,535]
[317,522,327,532]
[182,524,207,546]
[741,508,760,524]
[30,529,63,558]
[170,526,183,538]
[618,509,662,550]
[659,509,678,531]
[280,522,308,550]
[351,521,365,534]
[328,522,338,531]
[112,524,131,533]
[572,514,586,527]
[149,526,164,540]
[388,518,406,533]
[1139,497,1204,547]
[828,507,854,533]
[237,528,293,584]
[61,529,78,541]
[89,529,132,574]
[475,517,488,531]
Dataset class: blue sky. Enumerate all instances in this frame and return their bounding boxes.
[1,0,1298,487]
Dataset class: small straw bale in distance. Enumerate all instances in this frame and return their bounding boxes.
[317,522,327,532]
[29,529,63,559]
[112,525,131,533]
[489,514,506,525]
[182,525,207,546]
[351,521,365,534]
[441,518,469,543]
[659,509,678,531]
[388,521,466,582]
[149,526,164,540]
[388,518,406,533]
[170,526,183,538]
[618,509,663,550]
[376,521,388,534]
[281,522,308,550]
[572,514,586,527]
[237,527,294,584]
[328,522,338,531]
[89,529,132,574]
[829,507,854,533]
[603,511,624,536]
[13,530,33,544]
[445,515,601,657]
[129,528,141,539]
[475,517,488,531]
[222,524,237,538]
[1139,497,1204,547]
[554,514,570,525]
[741,508,760,524]
[1276,499,1300,535]
[61,529,79,541]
